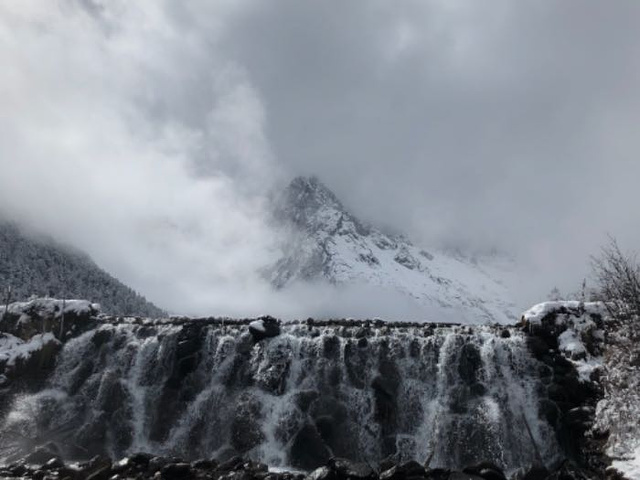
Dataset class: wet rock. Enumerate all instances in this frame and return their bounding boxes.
[249,316,281,341]
[42,457,64,470]
[378,455,399,474]
[9,464,29,476]
[127,452,154,468]
[23,443,61,465]
[539,399,560,427]
[306,466,337,480]
[160,462,192,479]
[462,462,506,480]
[449,472,484,480]
[518,465,550,480]
[458,343,482,385]
[295,390,320,412]
[328,458,375,480]
[289,424,332,471]
[216,456,245,472]
[231,394,265,453]
[255,344,291,395]
[424,469,450,480]
[323,335,341,359]
[192,459,217,470]
[380,460,425,480]
[79,455,113,480]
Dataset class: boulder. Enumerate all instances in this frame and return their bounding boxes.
[328,457,376,480]
[462,462,506,480]
[249,316,281,341]
[380,460,425,480]
[306,466,337,480]
[160,462,192,479]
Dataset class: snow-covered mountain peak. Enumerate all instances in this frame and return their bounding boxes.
[276,176,370,238]
[269,177,518,324]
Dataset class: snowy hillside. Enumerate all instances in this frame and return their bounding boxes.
[268,177,517,323]
[0,222,165,317]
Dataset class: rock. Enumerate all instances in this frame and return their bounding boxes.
[519,465,550,480]
[458,343,482,384]
[216,456,245,472]
[160,462,192,479]
[23,443,61,465]
[192,459,217,470]
[462,462,506,480]
[378,455,399,474]
[128,452,154,469]
[500,329,511,339]
[565,406,594,426]
[424,469,451,480]
[231,394,265,453]
[42,457,64,470]
[148,456,172,473]
[9,464,29,476]
[380,460,425,480]
[289,424,332,471]
[294,390,320,412]
[328,458,375,480]
[449,472,485,480]
[306,466,336,480]
[249,316,281,341]
[84,458,113,480]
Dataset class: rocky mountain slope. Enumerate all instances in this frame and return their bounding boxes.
[268,177,517,324]
[0,222,164,317]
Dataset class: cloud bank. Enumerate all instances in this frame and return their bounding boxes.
[2,1,640,316]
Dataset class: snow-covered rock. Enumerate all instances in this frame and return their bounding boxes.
[249,316,281,341]
[522,301,606,382]
[268,177,517,324]
[0,332,59,369]
[0,298,99,341]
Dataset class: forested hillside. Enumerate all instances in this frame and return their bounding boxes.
[0,223,165,317]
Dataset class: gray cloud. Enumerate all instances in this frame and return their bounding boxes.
[220,0,640,302]
[1,1,640,315]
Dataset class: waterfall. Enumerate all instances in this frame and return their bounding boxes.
[0,321,560,473]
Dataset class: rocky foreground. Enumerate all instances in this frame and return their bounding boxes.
[0,449,619,480]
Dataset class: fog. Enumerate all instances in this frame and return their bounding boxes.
[1,1,640,317]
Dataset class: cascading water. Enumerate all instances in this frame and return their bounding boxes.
[0,320,561,473]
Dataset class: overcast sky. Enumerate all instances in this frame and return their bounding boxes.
[1,1,640,317]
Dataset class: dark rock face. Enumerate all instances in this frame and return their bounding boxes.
[521,306,606,473]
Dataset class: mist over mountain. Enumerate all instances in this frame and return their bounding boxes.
[0,222,165,317]
[267,177,516,323]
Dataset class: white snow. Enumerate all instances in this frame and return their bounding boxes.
[522,301,606,325]
[0,332,58,367]
[249,319,267,333]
